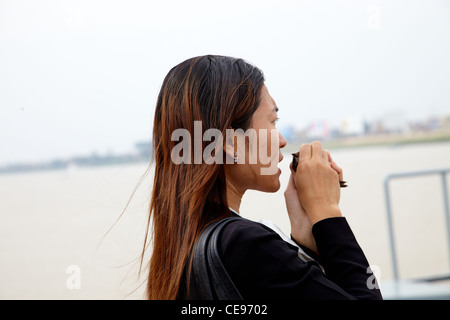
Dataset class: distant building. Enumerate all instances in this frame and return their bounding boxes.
[379,110,407,133]
[307,120,330,140]
[339,116,365,136]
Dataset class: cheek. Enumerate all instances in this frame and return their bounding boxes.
[254,167,281,192]
[253,129,278,165]
[244,128,281,192]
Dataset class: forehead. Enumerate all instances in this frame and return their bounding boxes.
[259,85,278,113]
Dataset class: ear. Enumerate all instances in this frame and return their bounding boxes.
[223,134,235,164]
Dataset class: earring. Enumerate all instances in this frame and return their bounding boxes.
[233,152,238,164]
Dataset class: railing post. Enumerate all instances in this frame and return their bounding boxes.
[384,176,399,281]
[441,172,450,268]
[385,168,450,283]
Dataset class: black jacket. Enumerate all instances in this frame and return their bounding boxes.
[180,213,382,300]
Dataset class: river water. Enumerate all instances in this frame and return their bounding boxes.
[1,142,450,299]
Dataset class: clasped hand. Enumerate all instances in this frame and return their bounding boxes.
[284,141,343,254]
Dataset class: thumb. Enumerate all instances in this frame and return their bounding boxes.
[285,172,297,194]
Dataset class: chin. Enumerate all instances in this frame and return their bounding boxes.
[270,180,281,192]
[257,176,281,193]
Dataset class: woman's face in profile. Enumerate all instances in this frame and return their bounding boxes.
[231,85,287,193]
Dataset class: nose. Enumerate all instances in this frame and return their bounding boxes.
[279,131,287,149]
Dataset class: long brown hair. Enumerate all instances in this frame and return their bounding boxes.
[144,55,265,299]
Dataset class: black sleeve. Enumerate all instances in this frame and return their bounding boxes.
[218,216,382,300]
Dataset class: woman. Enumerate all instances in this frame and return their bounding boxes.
[144,55,382,300]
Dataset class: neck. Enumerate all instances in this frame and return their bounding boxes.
[225,177,245,214]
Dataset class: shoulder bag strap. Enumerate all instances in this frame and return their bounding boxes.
[192,217,243,300]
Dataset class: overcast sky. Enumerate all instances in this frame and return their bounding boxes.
[1,0,449,165]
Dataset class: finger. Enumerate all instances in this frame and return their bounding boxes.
[321,150,330,163]
[330,160,344,181]
[311,141,322,160]
[325,150,343,179]
[299,144,312,160]
[324,149,332,164]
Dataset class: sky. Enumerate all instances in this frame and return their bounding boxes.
[0,0,449,166]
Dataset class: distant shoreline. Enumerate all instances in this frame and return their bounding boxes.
[2,130,450,175]
[285,129,450,153]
